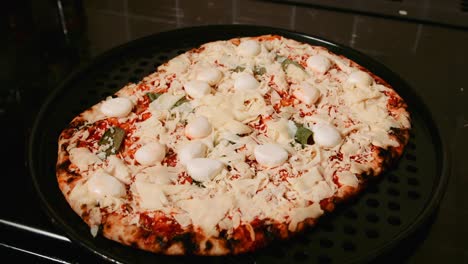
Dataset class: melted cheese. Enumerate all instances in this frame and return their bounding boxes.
[69,148,101,171]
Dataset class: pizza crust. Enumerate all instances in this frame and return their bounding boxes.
[56,35,410,255]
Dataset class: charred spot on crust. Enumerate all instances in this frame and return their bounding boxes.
[172,233,197,254]
[156,236,168,248]
[390,127,409,145]
[226,238,240,252]
[56,160,80,177]
[205,240,213,251]
[68,119,87,130]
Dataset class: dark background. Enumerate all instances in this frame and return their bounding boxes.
[2,0,467,263]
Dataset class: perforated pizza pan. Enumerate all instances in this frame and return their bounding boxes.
[29,25,449,264]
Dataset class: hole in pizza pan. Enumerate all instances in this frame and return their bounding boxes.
[407,177,420,186]
[293,251,309,261]
[343,225,357,235]
[343,210,358,220]
[388,201,400,211]
[341,241,356,251]
[408,191,421,200]
[319,238,334,248]
[317,255,332,264]
[406,165,418,173]
[366,213,379,223]
[387,216,401,226]
[405,153,416,161]
[107,83,118,89]
[113,75,122,81]
[365,229,379,238]
[366,198,379,208]
[296,234,310,244]
[387,174,399,183]
[320,222,335,232]
[120,67,129,72]
[387,187,400,196]
[139,60,149,66]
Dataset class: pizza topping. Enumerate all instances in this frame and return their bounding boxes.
[288,203,323,231]
[146,92,162,102]
[106,155,131,184]
[292,82,320,105]
[87,170,126,198]
[254,143,289,167]
[294,123,314,147]
[347,71,373,87]
[134,142,166,166]
[197,68,223,86]
[185,158,224,182]
[336,171,359,188]
[100,97,133,118]
[149,93,185,111]
[184,80,210,98]
[68,147,102,171]
[312,123,342,148]
[306,55,331,74]
[98,126,126,156]
[185,116,212,139]
[134,181,167,210]
[178,141,207,166]
[234,73,260,91]
[238,39,261,57]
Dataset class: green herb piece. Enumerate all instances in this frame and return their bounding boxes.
[253,66,266,76]
[281,58,304,72]
[232,66,245,72]
[294,123,314,147]
[146,92,162,102]
[192,179,205,188]
[172,97,189,108]
[99,126,126,156]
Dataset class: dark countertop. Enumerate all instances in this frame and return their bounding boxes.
[2,0,467,263]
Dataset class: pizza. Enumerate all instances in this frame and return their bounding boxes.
[56,35,411,255]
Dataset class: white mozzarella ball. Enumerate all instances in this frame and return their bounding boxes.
[135,142,166,165]
[197,68,223,86]
[87,171,126,198]
[186,158,224,182]
[313,123,342,148]
[184,80,211,98]
[185,116,212,139]
[254,143,289,167]
[292,82,321,105]
[238,40,261,57]
[100,97,133,118]
[234,73,259,91]
[178,141,207,166]
[347,71,373,87]
[306,55,331,74]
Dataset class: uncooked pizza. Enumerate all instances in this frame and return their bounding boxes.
[56,35,411,255]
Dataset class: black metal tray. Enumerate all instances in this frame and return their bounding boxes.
[28,25,449,264]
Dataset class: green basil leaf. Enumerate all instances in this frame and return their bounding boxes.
[281,58,304,72]
[254,66,266,76]
[232,66,245,72]
[172,97,189,108]
[146,92,162,102]
[99,126,126,156]
[294,123,314,147]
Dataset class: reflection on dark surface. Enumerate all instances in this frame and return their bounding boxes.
[1,0,467,263]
